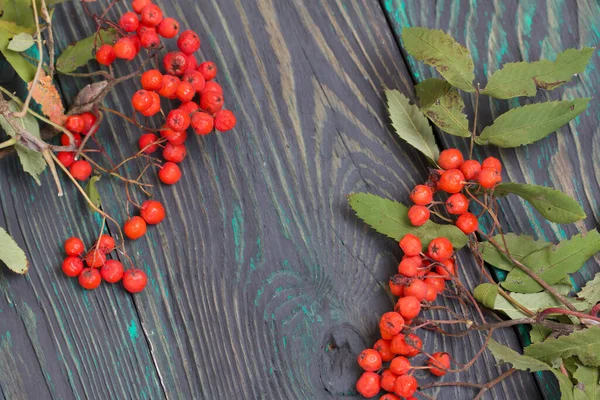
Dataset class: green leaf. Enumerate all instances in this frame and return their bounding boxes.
[415,78,471,137]
[488,339,574,400]
[493,289,589,320]
[577,273,600,306]
[524,326,600,367]
[482,48,595,99]
[502,230,600,293]
[0,0,35,28]
[348,192,467,249]
[56,29,116,73]
[476,99,590,148]
[473,283,498,309]
[402,27,475,92]
[495,183,586,224]
[0,19,35,36]
[7,32,33,52]
[0,227,28,274]
[85,176,101,211]
[480,233,552,272]
[573,362,599,400]
[0,30,36,82]
[385,89,439,162]
[530,324,552,344]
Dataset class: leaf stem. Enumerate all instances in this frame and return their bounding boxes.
[0,138,17,149]
[469,83,480,158]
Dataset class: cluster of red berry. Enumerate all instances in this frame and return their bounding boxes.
[355,235,455,398]
[407,149,503,233]
[56,113,98,180]
[61,235,147,292]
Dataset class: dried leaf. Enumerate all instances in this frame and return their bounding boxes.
[416,78,470,137]
[0,227,28,274]
[28,72,66,125]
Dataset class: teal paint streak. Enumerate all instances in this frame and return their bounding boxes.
[231,205,244,263]
[128,319,138,343]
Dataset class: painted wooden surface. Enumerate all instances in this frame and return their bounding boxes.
[1,0,595,398]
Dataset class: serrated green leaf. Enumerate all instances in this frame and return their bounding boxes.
[573,362,599,400]
[530,324,553,344]
[0,227,28,274]
[476,99,590,148]
[385,89,439,162]
[402,27,475,92]
[473,283,498,309]
[0,0,35,28]
[416,78,471,137]
[56,29,116,73]
[0,30,36,82]
[85,176,101,211]
[502,230,600,293]
[494,289,590,320]
[524,326,600,367]
[577,273,600,306]
[495,183,586,224]
[482,48,595,99]
[480,233,552,272]
[348,193,467,249]
[7,32,33,52]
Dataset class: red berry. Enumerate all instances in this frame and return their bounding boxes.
[119,11,139,32]
[136,24,156,38]
[389,276,405,297]
[198,61,217,81]
[403,279,427,301]
[78,268,101,290]
[140,200,165,224]
[379,312,404,337]
[132,89,153,112]
[139,91,161,117]
[61,133,81,147]
[185,54,198,72]
[175,81,195,102]
[62,256,84,277]
[139,133,159,154]
[122,269,147,293]
[437,169,465,193]
[398,256,421,277]
[158,162,181,184]
[157,17,179,38]
[425,284,437,302]
[381,395,401,400]
[114,37,137,60]
[399,234,422,257]
[177,29,200,54]
[160,128,187,145]
[427,237,453,262]
[163,51,188,76]
[435,258,455,280]
[201,81,223,96]
[456,212,478,234]
[356,372,380,399]
[424,271,445,293]
[95,44,116,65]
[100,259,124,283]
[64,237,85,257]
[140,4,163,26]
[84,249,106,268]
[395,296,421,320]
[132,0,150,13]
[482,156,502,172]
[80,112,97,134]
[124,216,147,240]
[407,205,430,226]
[200,91,223,114]
[390,356,411,375]
[478,167,502,189]
[128,34,142,54]
[157,75,180,98]
[381,369,398,392]
[140,31,160,49]
[97,234,115,254]
[179,101,200,115]
[438,148,464,169]
[391,334,422,357]
[214,109,236,132]
[66,115,85,134]
[373,339,395,362]
[394,375,418,398]
[446,193,469,215]
[166,109,191,132]
[57,151,75,167]
[182,70,206,92]
[69,160,92,181]
[410,184,433,205]
[357,348,382,372]
[428,352,451,376]
[460,159,481,180]
[191,112,214,135]
[162,142,187,163]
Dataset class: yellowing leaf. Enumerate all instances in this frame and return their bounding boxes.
[524,326,600,367]
[416,78,470,137]
[85,176,101,211]
[0,0,35,28]
[7,32,34,52]
[29,72,66,125]
[0,227,28,274]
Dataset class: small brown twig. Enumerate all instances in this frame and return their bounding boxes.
[40,0,54,80]
[472,368,516,400]
[469,83,480,158]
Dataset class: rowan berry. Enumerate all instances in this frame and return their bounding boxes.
[140,30,160,49]
[132,89,153,112]
[373,339,395,362]
[460,159,481,180]
[160,128,187,145]
[85,249,106,268]
[409,185,432,206]
[438,148,464,169]
[114,37,137,60]
[139,133,159,154]
[158,75,180,98]
[97,234,115,254]
[80,112,97,134]
[424,271,445,293]
[62,256,84,277]
[140,4,163,26]
[394,296,421,320]
[425,284,437,302]
[61,133,82,147]
[482,156,502,172]
[200,91,223,114]
[392,334,421,357]
[380,311,405,337]
[163,51,188,76]
[398,256,421,277]
[70,160,92,181]
[157,17,179,38]
[356,372,380,399]
[95,44,116,66]
[456,212,478,234]
[435,258,455,280]
[427,237,453,262]
[381,395,401,400]
[445,193,469,215]
[124,216,147,240]
[185,54,198,72]
[478,167,502,189]
[57,151,75,168]
[403,279,427,301]
[79,268,101,290]
[163,142,187,163]
[64,237,85,256]
[191,112,214,135]
[390,356,411,375]
[399,234,422,257]
[140,91,161,117]
[65,115,85,134]
[380,369,398,392]
[128,34,142,54]
[201,81,223,96]
[122,269,148,293]
[428,352,451,377]
[136,24,156,37]
[437,169,465,193]
[407,205,430,226]
[198,61,217,81]
[166,109,190,132]
[214,109,236,133]
[158,162,182,184]
[100,259,124,283]
[175,81,195,102]
[394,375,417,398]
[182,70,206,92]
[132,0,150,13]
[119,11,139,32]
[179,101,200,115]
[358,348,382,372]
[177,29,200,54]
[389,276,405,297]
[139,200,166,225]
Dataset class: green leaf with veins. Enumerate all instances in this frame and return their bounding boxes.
[524,327,600,367]
[479,233,552,272]
[415,78,471,137]
[0,227,28,273]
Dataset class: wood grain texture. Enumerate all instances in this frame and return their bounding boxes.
[382,0,600,398]
[0,0,550,399]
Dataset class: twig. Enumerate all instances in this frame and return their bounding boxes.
[469,83,480,158]
[40,0,54,80]
[42,149,63,196]
[0,138,17,149]
[473,368,516,400]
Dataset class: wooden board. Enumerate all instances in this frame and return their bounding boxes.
[0,0,570,398]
